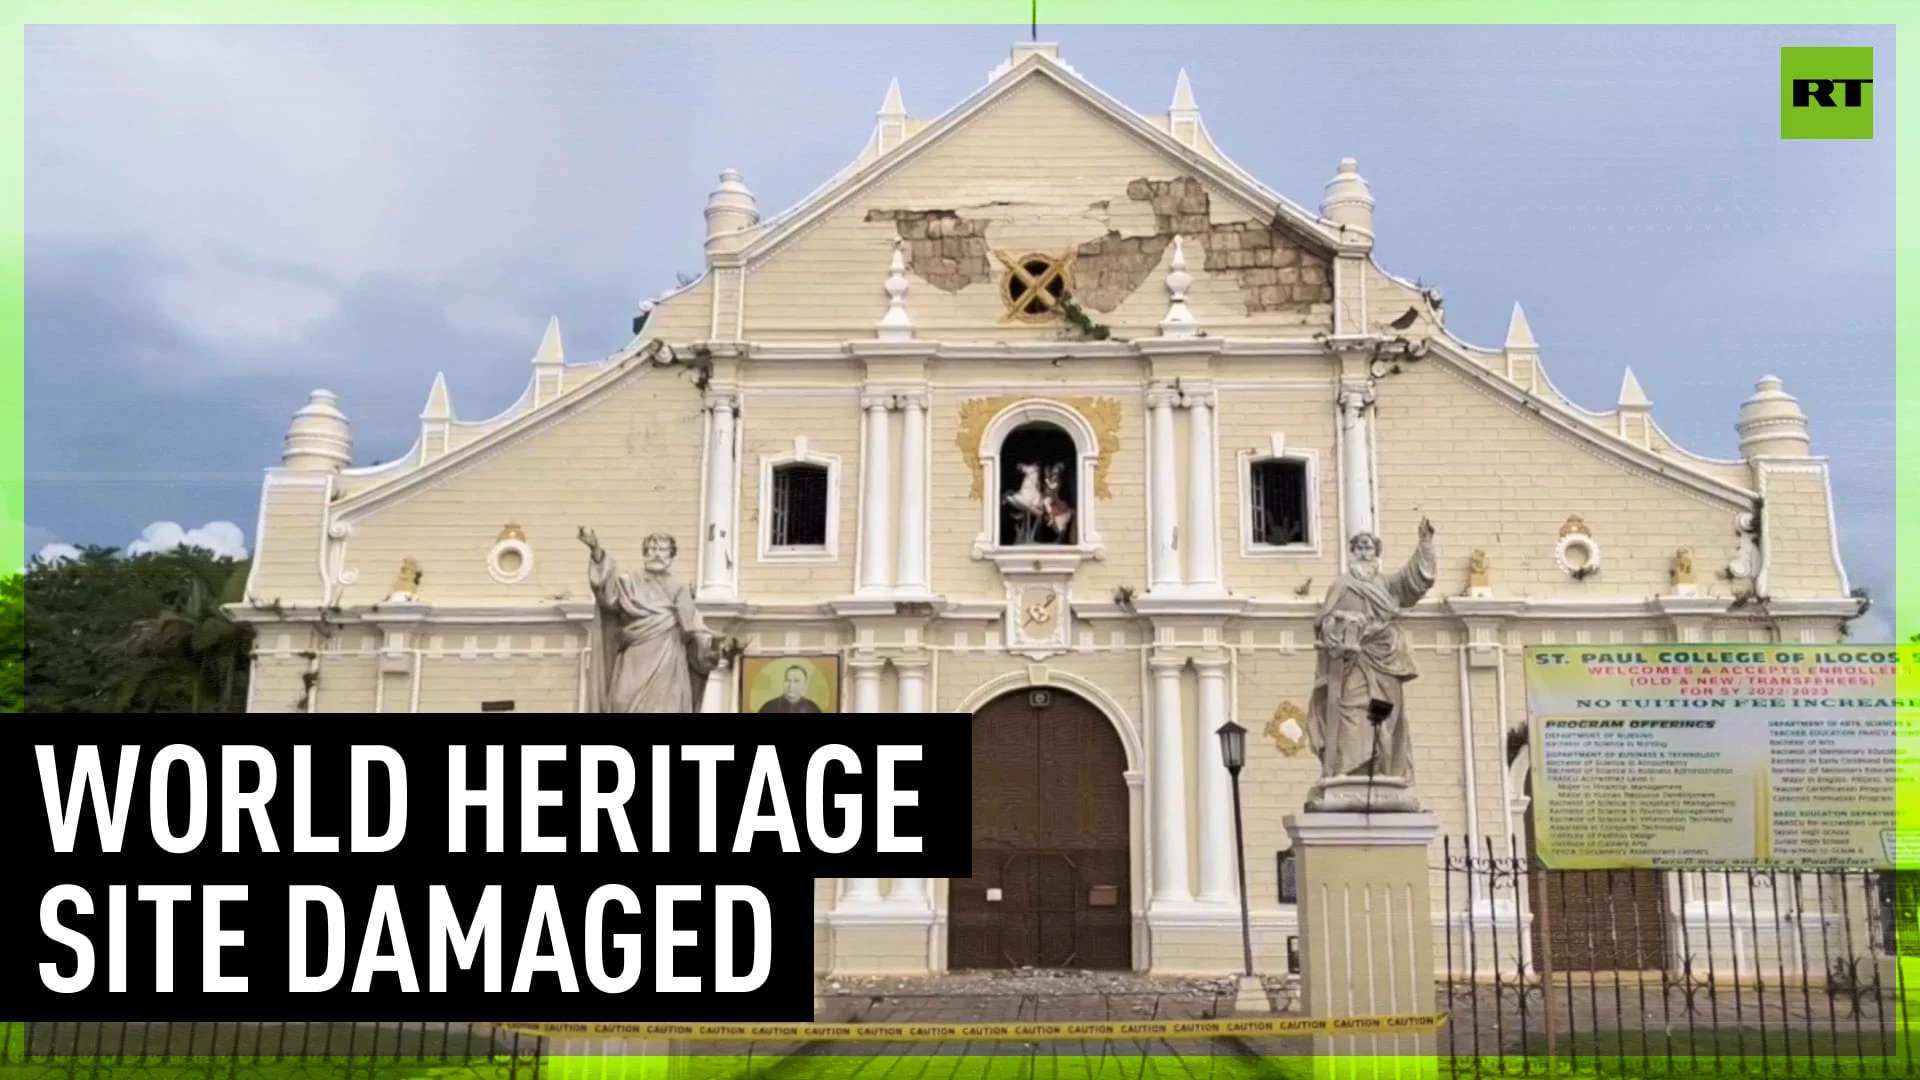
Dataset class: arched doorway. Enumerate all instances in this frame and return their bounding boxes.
[948,686,1132,969]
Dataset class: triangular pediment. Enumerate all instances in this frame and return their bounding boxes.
[737,55,1344,272]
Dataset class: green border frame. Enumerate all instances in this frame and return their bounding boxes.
[4,2,1912,1075]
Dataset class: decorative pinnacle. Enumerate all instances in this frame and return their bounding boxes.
[1160,235,1197,339]
[876,239,915,341]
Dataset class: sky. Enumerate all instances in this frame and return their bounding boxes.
[22,23,1897,636]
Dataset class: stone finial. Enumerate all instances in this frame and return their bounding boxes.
[1169,68,1201,148]
[879,76,906,119]
[1170,68,1198,112]
[419,372,451,421]
[1618,367,1650,409]
[1736,375,1811,459]
[1504,303,1540,393]
[872,77,909,157]
[704,169,759,253]
[1159,236,1197,339]
[533,316,563,367]
[1505,303,1538,350]
[1616,366,1652,447]
[282,389,352,472]
[876,239,915,342]
[1319,157,1374,235]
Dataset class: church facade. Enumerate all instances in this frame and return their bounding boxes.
[236,44,1861,980]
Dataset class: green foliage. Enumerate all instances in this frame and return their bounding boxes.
[1056,292,1116,341]
[0,573,22,713]
[25,546,254,713]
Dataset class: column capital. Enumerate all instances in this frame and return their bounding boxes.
[1145,387,1182,410]
[1191,655,1231,677]
[1147,653,1188,674]
[894,389,930,410]
[1337,383,1375,411]
[848,655,887,674]
[703,389,742,413]
[890,654,932,673]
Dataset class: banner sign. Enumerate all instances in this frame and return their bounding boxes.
[1525,646,1914,870]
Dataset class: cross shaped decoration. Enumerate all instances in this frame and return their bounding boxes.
[996,249,1076,322]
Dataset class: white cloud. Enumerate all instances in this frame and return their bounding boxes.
[126,521,249,560]
[146,261,341,355]
[35,542,82,565]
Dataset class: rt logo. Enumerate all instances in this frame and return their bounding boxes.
[1781,47,1874,140]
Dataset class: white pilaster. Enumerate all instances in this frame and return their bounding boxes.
[1337,385,1375,544]
[1184,389,1221,592]
[700,393,739,599]
[895,392,929,595]
[699,656,732,714]
[895,658,929,712]
[857,396,894,595]
[1148,655,1192,907]
[1146,388,1182,593]
[889,657,932,909]
[850,656,884,713]
[1193,656,1236,905]
[840,877,882,905]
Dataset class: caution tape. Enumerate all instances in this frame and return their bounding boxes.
[495,1013,1449,1043]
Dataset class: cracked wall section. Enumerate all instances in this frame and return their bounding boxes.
[1123,177,1334,315]
[866,176,1333,315]
[865,209,994,292]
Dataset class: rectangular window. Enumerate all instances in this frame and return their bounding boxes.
[1277,849,1297,904]
[770,463,830,548]
[1249,458,1311,547]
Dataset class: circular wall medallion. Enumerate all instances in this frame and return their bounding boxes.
[1554,533,1600,578]
[487,538,534,585]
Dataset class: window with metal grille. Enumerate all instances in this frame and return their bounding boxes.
[770,463,830,548]
[1249,458,1310,547]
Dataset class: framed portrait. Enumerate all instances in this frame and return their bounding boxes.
[740,654,842,714]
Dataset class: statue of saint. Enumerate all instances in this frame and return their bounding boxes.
[1306,519,1437,792]
[579,527,718,713]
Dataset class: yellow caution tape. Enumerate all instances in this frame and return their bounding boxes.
[495,1013,1448,1043]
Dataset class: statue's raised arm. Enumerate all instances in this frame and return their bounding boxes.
[1384,517,1437,609]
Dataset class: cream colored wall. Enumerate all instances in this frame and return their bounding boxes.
[1212,376,1341,594]
[1757,462,1849,599]
[248,477,330,606]
[738,76,1323,342]
[331,369,708,609]
[1374,359,1750,599]
[736,382,863,600]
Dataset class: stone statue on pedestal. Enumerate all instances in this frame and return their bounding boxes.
[579,527,720,713]
[1304,518,1437,812]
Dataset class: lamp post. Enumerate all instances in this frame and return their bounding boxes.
[1216,719,1264,1012]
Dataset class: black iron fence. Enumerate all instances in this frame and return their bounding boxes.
[1441,836,1918,1076]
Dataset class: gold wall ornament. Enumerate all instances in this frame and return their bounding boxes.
[498,523,527,544]
[388,557,423,600]
[1560,514,1591,538]
[1467,549,1491,591]
[956,395,1123,502]
[1266,701,1308,757]
[995,249,1077,322]
[1672,547,1696,585]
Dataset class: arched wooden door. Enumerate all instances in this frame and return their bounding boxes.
[947,687,1132,969]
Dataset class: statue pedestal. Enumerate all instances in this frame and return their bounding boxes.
[1284,811,1441,1079]
[1304,774,1422,814]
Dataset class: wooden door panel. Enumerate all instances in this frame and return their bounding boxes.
[947,690,1133,971]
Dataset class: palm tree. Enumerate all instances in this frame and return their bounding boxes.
[117,555,253,713]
